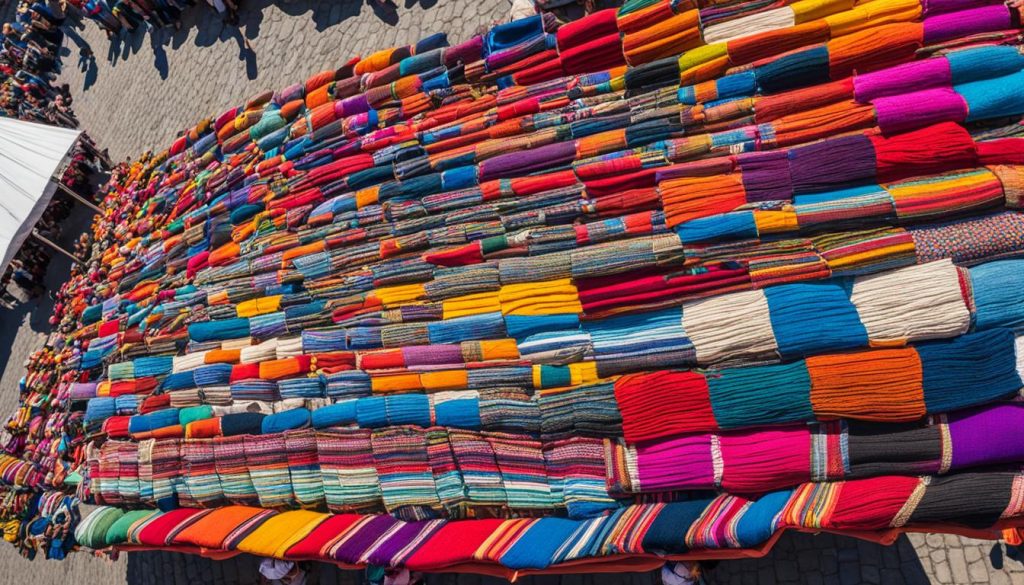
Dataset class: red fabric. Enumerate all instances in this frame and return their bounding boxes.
[110,377,158,397]
[405,519,506,570]
[614,371,718,442]
[977,138,1024,165]
[230,363,261,383]
[497,98,541,121]
[312,351,357,370]
[98,320,121,338]
[139,393,171,414]
[577,265,751,314]
[556,8,619,50]
[871,122,977,182]
[826,476,920,530]
[284,514,365,559]
[512,58,567,86]
[360,350,406,370]
[755,79,855,123]
[103,416,131,438]
[561,34,627,75]
[424,242,484,267]
[582,169,659,196]
[136,509,208,546]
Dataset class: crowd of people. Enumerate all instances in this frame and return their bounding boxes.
[69,0,240,32]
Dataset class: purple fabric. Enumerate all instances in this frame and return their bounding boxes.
[923,5,1012,44]
[479,141,577,181]
[69,382,98,400]
[788,134,877,194]
[338,94,370,118]
[854,58,953,104]
[445,35,484,67]
[274,83,304,106]
[923,0,1002,15]
[332,514,399,564]
[873,87,968,135]
[636,434,714,491]
[402,344,464,366]
[365,520,442,565]
[948,404,1024,470]
[738,151,794,202]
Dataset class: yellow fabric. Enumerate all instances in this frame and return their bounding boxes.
[375,284,426,306]
[885,169,996,203]
[498,279,583,316]
[97,381,111,397]
[824,0,920,37]
[532,366,543,389]
[442,292,502,319]
[236,510,328,557]
[236,295,283,318]
[826,242,916,270]
[569,362,600,385]
[677,43,728,73]
[791,0,854,23]
[753,209,800,234]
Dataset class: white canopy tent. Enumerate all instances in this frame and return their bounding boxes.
[0,117,82,273]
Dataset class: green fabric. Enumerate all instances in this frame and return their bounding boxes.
[178,405,214,427]
[75,507,124,549]
[104,510,158,546]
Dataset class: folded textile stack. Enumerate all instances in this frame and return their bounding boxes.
[4,0,1024,574]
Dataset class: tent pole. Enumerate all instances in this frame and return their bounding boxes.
[31,230,84,267]
[54,182,101,214]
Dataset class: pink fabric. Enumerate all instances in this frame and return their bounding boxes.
[873,87,968,135]
[636,434,714,491]
[923,5,1011,44]
[854,57,952,103]
[719,428,811,494]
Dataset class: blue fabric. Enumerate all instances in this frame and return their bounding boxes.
[386,394,432,427]
[441,165,479,191]
[765,281,868,357]
[434,398,481,429]
[221,412,266,436]
[716,70,758,99]
[642,499,711,553]
[755,45,829,94]
[734,490,793,547]
[133,356,174,377]
[919,329,1022,413]
[355,396,389,428]
[188,318,250,342]
[500,517,582,569]
[971,260,1024,332]
[792,183,885,205]
[956,71,1024,122]
[676,211,758,243]
[428,312,506,344]
[947,45,1024,85]
[84,397,116,423]
[504,313,580,340]
[193,364,233,386]
[708,360,814,428]
[311,401,358,428]
[127,409,181,433]
[161,371,196,391]
[414,32,448,54]
[261,408,311,434]
[485,15,542,56]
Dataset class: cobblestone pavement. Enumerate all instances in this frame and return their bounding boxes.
[56,0,509,161]
[0,1,1015,583]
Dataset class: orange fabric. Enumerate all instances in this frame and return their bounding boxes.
[660,173,747,228]
[371,373,424,394]
[807,348,925,421]
[185,418,222,439]
[205,349,242,364]
[622,10,701,65]
[769,101,877,148]
[727,21,830,67]
[826,22,923,79]
[172,506,269,549]
[421,370,469,391]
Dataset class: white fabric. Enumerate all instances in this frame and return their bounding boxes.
[0,118,81,272]
[684,289,778,365]
[1015,335,1024,384]
[700,6,796,44]
[851,259,971,344]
